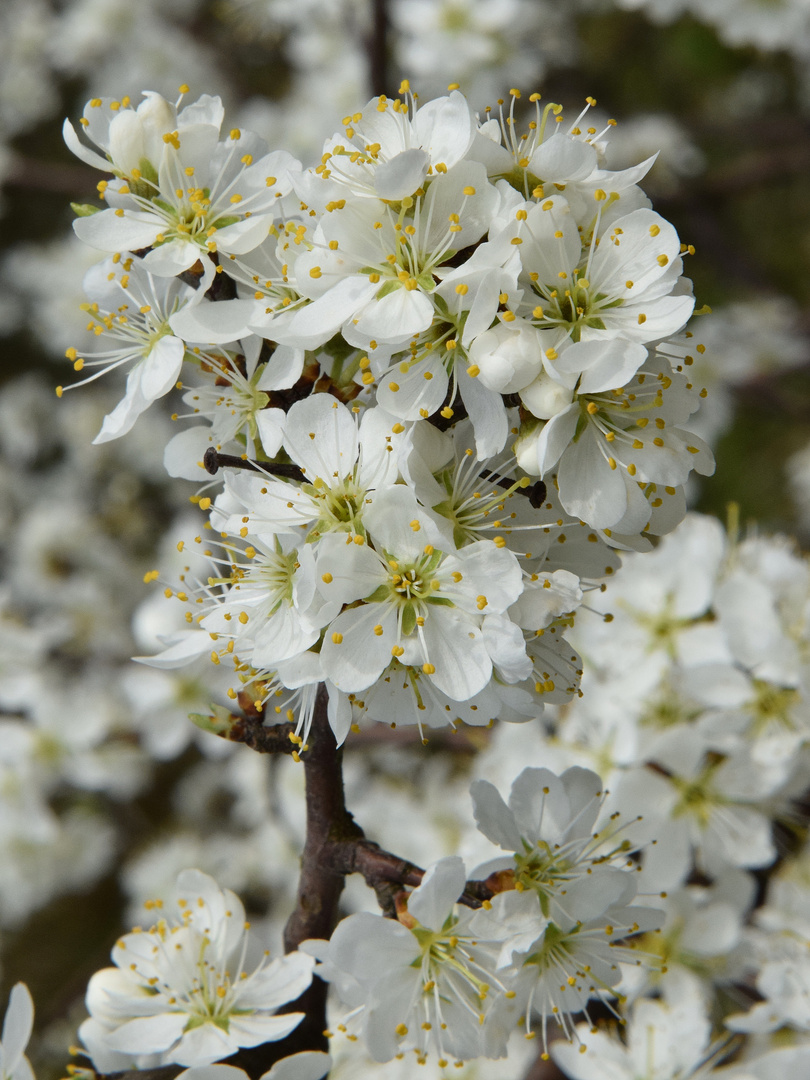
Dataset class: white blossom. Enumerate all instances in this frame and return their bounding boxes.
[80,869,314,1068]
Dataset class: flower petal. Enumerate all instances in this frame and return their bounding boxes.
[408,856,467,931]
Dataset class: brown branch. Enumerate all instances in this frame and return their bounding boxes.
[367,0,390,97]
[271,685,360,1069]
[223,713,299,754]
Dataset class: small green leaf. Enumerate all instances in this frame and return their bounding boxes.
[188,704,234,735]
[71,202,101,217]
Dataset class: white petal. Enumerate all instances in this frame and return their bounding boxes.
[1,985,33,1075]
[259,346,305,390]
[555,339,648,395]
[408,856,467,931]
[163,427,215,480]
[225,1012,305,1048]
[269,278,378,349]
[251,606,320,667]
[354,286,434,343]
[134,631,210,669]
[470,780,522,851]
[364,485,446,557]
[412,91,474,169]
[140,336,186,401]
[63,118,110,170]
[171,300,259,344]
[103,1012,187,1054]
[74,208,160,251]
[141,239,200,277]
[376,355,448,422]
[533,404,579,475]
[557,426,627,528]
[256,409,286,457]
[329,913,418,982]
[92,372,150,443]
[214,214,276,255]
[423,610,491,699]
[529,133,597,183]
[178,1067,248,1080]
[374,148,429,199]
[259,1051,331,1080]
[320,605,397,692]
[316,534,385,605]
[284,395,358,479]
[457,365,509,459]
[172,1023,235,1067]
[178,95,225,129]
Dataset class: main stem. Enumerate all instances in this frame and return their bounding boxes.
[228,686,357,1077]
[282,685,360,1057]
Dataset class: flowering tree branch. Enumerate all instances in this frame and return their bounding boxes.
[51,78,741,1080]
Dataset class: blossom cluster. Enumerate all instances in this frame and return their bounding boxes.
[317,764,659,1067]
[58,83,713,744]
[553,511,810,897]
